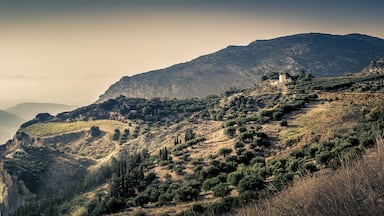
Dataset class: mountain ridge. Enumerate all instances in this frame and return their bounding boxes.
[6,103,76,120]
[97,33,384,102]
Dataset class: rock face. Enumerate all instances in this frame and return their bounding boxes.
[360,57,384,75]
[97,33,384,102]
[0,162,35,216]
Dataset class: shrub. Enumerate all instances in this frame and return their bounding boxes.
[219,148,233,157]
[238,151,255,165]
[280,120,288,126]
[227,171,243,186]
[224,120,237,127]
[225,126,236,137]
[212,183,232,197]
[290,149,305,158]
[238,126,247,133]
[112,128,120,140]
[206,197,234,215]
[234,141,245,149]
[174,165,185,175]
[174,182,200,202]
[191,203,205,213]
[90,126,101,137]
[272,111,284,120]
[238,175,265,193]
[202,177,221,191]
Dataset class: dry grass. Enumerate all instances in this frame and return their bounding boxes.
[236,133,384,216]
[24,120,129,137]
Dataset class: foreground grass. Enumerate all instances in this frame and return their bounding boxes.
[24,120,126,136]
[235,134,384,216]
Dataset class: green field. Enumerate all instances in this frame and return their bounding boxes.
[24,120,128,137]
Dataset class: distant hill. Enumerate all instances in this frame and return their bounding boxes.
[0,110,24,144]
[6,103,76,120]
[97,33,384,102]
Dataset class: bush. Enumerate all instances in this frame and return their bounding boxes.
[290,149,305,158]
[280,120,288,126]
[90,126,101,137]
[238,151,255,165]
[206,197,234,215]
[174,165,185,175]
[219,148,233,157]
[174,182,200,202]
[238,175,265,193]
[224,120,237,127]
[234,141,245,149]
[227,171,243,186]
[212,183,232,197]
[202,177,221,191]
[225,126,236,137]
[112,128,120,140]
[238,126,247,133]
[191,203,205,213]
[273,111,284,120]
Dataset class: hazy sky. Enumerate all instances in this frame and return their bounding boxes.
[0,0,383,108]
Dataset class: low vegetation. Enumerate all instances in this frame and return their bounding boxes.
[235,135,384,216]
[7,70,384,216]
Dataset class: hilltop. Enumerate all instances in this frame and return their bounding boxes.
[97,33,384,102]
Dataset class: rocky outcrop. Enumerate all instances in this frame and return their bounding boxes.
[360,57,384,75]
[0,129,97,215]
[0,162,35,216]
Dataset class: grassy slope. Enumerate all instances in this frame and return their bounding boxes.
[235,135,384,216]
[23,120,128,137]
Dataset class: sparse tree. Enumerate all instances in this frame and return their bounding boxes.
[90,126,101,137]
[219,148,233,157]
[184,128,195,142]
[112,128,120,141]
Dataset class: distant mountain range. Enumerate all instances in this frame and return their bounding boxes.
[0,103,76,144]
[97,33,384,102]
[5,103,76,120]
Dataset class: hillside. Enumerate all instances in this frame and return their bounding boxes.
[235,135,384,216]
[0,110,24,144]
[358,57,384,76]
[97,33,384,102]
[1,59,384,215]
[6,103,76,120]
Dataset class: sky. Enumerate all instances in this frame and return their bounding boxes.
[0,0,383,109]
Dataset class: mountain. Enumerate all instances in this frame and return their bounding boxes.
[2,61,384,215]
[0,110,24,144]
[97,33,384,102]
[0,110,23,126]
[6,103,76,120]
